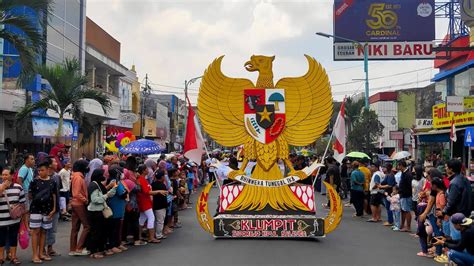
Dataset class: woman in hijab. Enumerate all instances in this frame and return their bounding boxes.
[87,169,116,259]
[144,159,157,184]
[85,159,103,186]
[105,166,129,254]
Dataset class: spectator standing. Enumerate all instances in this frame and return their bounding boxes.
[136,165,160,244]
[439,159,472,241]
[29,161,57,263]
[385,186,401,231]
[69,160,90,256]
[398,160,413,232]
[16,154,35,210]
[58,161,72,221]
[87,169,116,259]
[106,166,129,253]
[380,163,396,226]
[45,157,61,257]
[358,158,372,215]
[350,162,365,217]
[368,162,384,222]
[0,168,26,265]
[151,170,169,240]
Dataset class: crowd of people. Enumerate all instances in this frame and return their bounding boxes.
[0,152,203,264]
[346,157,473,265]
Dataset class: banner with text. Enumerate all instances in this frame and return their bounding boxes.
[334,41,435,60]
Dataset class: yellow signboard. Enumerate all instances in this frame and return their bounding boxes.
[464,96,474,112]
[433,103,474,129]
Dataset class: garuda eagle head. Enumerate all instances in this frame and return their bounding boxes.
[244,55,275,74]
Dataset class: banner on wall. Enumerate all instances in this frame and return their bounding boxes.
[32,117,78,140]
[432,103,474,129]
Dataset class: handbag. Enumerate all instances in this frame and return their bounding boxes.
[3,190,26,220]
[102,202,113,218]
[93,181,113,219]
[18,221,29,249]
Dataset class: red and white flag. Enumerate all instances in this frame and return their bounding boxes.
[333,98,346,163]
[450,118,457,142]
[184,99,205,165]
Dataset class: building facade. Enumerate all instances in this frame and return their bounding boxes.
[0,0,86,163]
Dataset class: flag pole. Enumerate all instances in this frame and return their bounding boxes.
[312,118,336,187]
[312,97,346,187]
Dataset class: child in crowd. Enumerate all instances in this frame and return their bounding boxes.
[29,161,57,264]
[386,185,401,231]
[151,171,169,240]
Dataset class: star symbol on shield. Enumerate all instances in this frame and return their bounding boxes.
[258,106,272,123]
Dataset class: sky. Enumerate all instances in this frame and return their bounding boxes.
[86,0,449,104]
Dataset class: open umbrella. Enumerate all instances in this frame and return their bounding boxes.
[346,151,370,159]
[391,151,411,160]
[120,139,163,155]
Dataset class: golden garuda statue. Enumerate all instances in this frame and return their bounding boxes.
[198,55,332,212]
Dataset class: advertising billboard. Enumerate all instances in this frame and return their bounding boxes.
[334,0,435,60]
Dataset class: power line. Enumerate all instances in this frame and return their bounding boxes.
[331,67,432,87]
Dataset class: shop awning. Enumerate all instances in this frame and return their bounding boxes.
[432,61,474,82]
[416,128,465,143]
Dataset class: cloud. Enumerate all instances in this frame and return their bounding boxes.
[87,0,441,104]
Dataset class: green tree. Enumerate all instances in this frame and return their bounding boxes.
[348,108,384,153]
[16,58,111,141]
[0,0,52,83]
[345,97,364,133]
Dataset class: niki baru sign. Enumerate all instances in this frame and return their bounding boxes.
[334,0,435,60]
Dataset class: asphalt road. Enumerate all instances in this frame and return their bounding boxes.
[16,188,436,266]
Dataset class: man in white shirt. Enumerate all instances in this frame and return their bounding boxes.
[58,161,72,220]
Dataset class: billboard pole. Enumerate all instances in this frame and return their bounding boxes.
[364,44,369,110]
[316,32,370,109]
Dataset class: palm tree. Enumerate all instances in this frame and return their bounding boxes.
[0,0,52,83]
[16,58,111,140]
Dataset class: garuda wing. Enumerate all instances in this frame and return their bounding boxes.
[198,56,254,147]
[275,55,333,146]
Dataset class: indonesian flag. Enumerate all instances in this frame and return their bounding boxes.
[184,98,205,165]
[333,98,346,163]
[450,118,457,142]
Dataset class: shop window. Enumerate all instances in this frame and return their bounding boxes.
[454,70,470,96]
[435,79,447,102]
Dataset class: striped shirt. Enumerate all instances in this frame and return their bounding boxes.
[0,183,26,227]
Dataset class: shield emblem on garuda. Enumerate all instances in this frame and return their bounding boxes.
[244,88,286,144]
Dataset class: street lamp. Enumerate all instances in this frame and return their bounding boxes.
[181,76,203,141]
[316,32,370,110]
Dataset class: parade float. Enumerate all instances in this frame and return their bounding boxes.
[195,55,342,239]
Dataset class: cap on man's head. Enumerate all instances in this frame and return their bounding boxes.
[451,213,473,226]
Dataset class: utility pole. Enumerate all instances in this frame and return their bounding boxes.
[140,74,149,138]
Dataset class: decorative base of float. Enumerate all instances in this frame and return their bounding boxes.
[212,214,325,239]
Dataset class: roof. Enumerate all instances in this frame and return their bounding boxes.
[432,60,474,82]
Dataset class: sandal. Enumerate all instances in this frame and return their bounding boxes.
[31,259,43,264]
[48,250,60,257]
[10,258,21,265]
[148,239,161,244]
[90,253,104,259]
[39,256,51,262]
